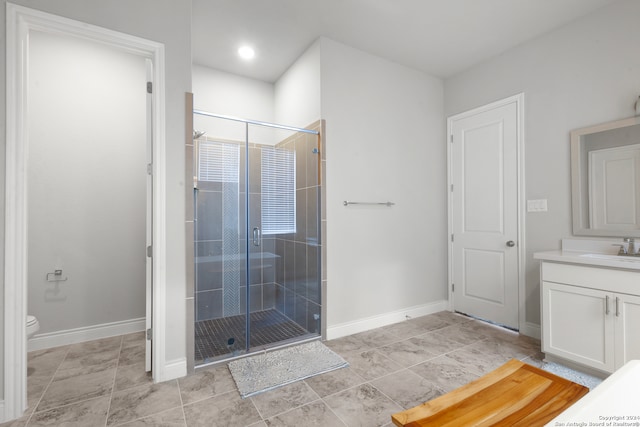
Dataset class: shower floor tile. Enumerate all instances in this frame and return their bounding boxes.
[195,309,310,364]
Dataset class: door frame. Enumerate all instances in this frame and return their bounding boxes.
[4,4,167,421]
[446,93,527,332]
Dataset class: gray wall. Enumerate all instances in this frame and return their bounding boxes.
[27,29,147,335]
[321,38,447,334]
[444,0,640,327]
[1,0,191,400]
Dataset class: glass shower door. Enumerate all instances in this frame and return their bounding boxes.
[193,116,248,364]
[246,123,321,350]
[193,112,322,365]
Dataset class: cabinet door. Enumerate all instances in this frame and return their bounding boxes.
[615,293,640,369]
[542,281,615,373]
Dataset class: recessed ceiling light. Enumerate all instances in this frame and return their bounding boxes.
[238,46,255,60]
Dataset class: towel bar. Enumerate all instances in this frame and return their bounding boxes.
[343,201,394,207]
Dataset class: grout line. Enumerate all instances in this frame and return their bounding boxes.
[103,335,124,427]
[261,397,348,426]
[247,395,266,422]
[110,404,184,427]
[175,378,189,426]
[26,344,72,422]
[317,397,350,427]
[367,380,406,413]
[321,381,363,398]
[251,381,324,421]
[28,396,111,425]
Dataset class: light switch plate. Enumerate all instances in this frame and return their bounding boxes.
[527,199,548,212]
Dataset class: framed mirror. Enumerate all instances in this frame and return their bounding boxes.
[571,116,640,237]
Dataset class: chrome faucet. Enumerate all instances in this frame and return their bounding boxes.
[624,237,637,255]
[613,243,627,255]
[613,238,638,256]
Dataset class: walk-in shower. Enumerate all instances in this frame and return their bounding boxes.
[192,111,322,365]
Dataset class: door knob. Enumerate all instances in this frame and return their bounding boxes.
[506,240,515,247]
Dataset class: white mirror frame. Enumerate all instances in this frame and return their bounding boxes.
[571,115,640,237]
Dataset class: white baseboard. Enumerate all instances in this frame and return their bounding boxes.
[28,318,146,352]
[519,321,541,340]
[325,300,449,340]
[162,357,187,381]
[0,399,5,423]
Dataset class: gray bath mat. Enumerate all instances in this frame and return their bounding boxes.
[228,340,348,398]
[540,361,603,390]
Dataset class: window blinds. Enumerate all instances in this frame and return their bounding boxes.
[261,147,296,235]
[198,141,239,183]
[197,141,296,235]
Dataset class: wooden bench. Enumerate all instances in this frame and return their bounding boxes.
[391,359,589,427]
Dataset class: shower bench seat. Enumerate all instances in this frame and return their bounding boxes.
[391,359,588,427]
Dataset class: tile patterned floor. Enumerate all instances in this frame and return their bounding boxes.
[2,311,566,426]
[195,309,310,363]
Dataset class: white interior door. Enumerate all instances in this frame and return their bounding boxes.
[449,99,520,329]
[145,60,153,373]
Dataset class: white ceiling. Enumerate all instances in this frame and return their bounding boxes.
[192,0,616,83]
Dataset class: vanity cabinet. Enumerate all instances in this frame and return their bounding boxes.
[541,261,640,374]
[615,293,640,368]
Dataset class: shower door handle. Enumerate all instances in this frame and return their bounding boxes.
[252,227,261,247]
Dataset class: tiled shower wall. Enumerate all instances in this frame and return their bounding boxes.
[273,124,323,334]
[194,142,278,321]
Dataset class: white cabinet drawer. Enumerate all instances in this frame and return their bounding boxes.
[542,262,640,295]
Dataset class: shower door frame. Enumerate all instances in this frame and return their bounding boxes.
[192,110,322,364]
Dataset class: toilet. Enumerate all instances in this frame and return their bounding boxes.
[26,315,40,339]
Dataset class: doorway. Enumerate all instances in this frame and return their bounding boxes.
[26,28,148,350]
[447,94,525,330]
[4,5,166,421]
